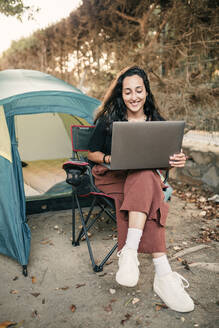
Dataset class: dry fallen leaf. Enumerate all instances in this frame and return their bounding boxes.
[177,257,183,262]
[70,304,76,313]
[98,272,107,277]
[30,292,40,298]
[31,310,38,318]
[81,232,92,241]
[110,298,117,303]
[75,283,86,288]
[40,239,52,245]
[181,260,191,271]
[12,276,19,281]
[155,303,168,311]
[31,276,37,284]
[104,304,112,312]
[121,313,132,325]
[13,321,25,328]
[0,321,17,328]
[105,260,113,266]
[59,286,70,291]
[10,289,18,294]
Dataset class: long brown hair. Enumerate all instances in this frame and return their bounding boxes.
[94,65,164,127]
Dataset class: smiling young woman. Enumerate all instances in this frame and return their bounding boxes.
[87,65,194,313]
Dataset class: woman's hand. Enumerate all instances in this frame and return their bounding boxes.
[87,151,111,165]
[169,150,187,168]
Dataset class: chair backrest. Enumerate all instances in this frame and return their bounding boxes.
[71,125,95,160]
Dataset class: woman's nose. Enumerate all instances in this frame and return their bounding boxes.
[131,92,138,100]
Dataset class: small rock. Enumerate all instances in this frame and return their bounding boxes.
[199,196,206,202]
[181,317,185,322]
[199,211,207,217]
[54,225,59,230]
[173,246,181,251]
[208,194,219,203]
[109,288,116,295]
[132,297,140,305]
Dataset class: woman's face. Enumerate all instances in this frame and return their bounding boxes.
[122,74,147,117]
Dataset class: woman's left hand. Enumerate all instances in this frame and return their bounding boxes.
[169,150,187,168]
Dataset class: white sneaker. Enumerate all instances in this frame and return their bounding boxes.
[115,247,139,287]
[153,272,194,312]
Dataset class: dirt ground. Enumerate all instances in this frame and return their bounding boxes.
[0,191,218,328]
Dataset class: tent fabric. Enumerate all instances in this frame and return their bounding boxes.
[0,113,31,265]
[0,69,100,268]
[16,113,72,161]
[22,159,68,194]
[0,69,82,101]
[0,156,31,264]
[0,105,12,162]
[0,70,99,125]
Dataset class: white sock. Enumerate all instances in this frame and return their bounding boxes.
[125,228,143,250]
[153,254,172,277]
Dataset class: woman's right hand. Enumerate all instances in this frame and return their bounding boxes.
[88,151,111,165]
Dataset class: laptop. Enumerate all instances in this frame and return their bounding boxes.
[104,121,185,170]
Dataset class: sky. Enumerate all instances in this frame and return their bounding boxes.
[0,0,82,55]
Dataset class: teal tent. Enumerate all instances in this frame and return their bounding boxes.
[0,69,100,275]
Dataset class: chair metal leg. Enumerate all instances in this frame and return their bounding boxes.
[75,194,97,271]
[98,204,116,223]
[76,207,105,241]
[72,193,118,273]
[93,242,118,272]
[72,190,77,246]
[75,197,98,243]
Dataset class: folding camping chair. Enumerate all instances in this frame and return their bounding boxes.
[63,125,118,272]
[63,125,173,273]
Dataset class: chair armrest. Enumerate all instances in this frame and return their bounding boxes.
[63,160,89,171]
[63,160,89,186]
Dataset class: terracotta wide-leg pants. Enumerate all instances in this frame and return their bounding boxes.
[92,165,169,254]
